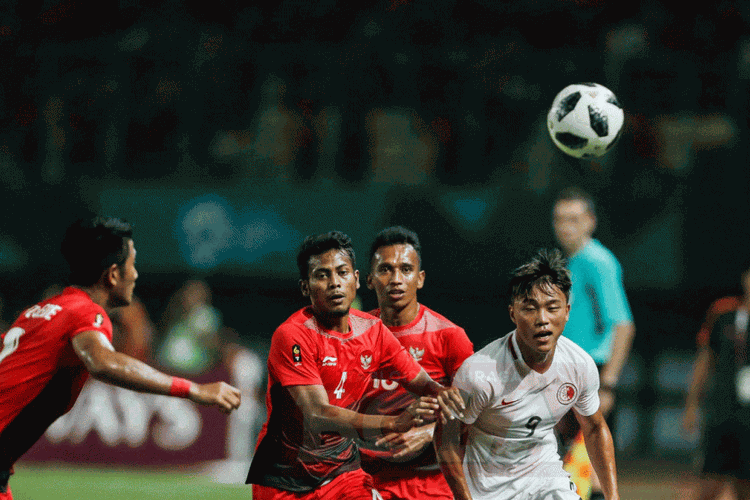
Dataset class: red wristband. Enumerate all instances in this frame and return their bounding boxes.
[170,377,192,398]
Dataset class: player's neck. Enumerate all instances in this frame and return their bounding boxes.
[565,236,591,257]
[72,285,110,309]
[314,310,350,334]
[518,342,555,373]
[380,301,419,328]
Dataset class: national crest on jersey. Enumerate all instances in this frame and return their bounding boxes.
[557,382,577,405]
[360,350,373,370]
[408,345,424,361]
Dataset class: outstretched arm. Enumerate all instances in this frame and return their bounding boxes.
[287,384,438,440]
[575,409,619,500]
[434,416,472,500]
[72,330,241,413]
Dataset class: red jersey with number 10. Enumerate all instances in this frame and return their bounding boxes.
[0,287,112,468]
[359,304,473,470]
[246,307,423,493]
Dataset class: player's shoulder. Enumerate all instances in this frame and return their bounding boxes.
[557,335,597,367]
[350,308,383,332]
[461,335,507,368]
[455,336,509,388]
[580,239,621,267]
[43,286,107,317]
[420,304,467,336]
[274,307,315,334]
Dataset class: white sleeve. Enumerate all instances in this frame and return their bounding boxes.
[573,353,601,417]
[452,357,491,425]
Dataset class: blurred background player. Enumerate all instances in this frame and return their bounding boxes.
[435,248,619,500]
[552,187,635,500]
[682,265,750,500]
[0,216,242,500]
[358,226,474,500]
[156,279,223,376]
[245,231,465,500]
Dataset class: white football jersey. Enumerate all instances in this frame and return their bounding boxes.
[453,330,600,499]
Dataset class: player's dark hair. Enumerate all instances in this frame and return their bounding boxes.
[61,217,133,286]
[297,231,356,280]
[369,226,422,269]
[508,248,572,303]
[554,186,596,217]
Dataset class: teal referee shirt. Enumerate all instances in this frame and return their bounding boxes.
[564,239,633,365]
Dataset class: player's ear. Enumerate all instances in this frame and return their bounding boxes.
[105,263,119,287]
[299,279,310,297]
[354,270,360,290]
[587,213,597,234]
[417,269,425,290]
[508,304,517,325]
[366,272,374,289]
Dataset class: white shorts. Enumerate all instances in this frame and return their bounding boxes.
[469,474,581,500]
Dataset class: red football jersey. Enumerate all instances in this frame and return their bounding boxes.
[0,287,112,467]
[246,307,423,493]
[359,304,473,469]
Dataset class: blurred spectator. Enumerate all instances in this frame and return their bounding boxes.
[683,266,750,500]
[156,279,222,376]
[110,294,156,362]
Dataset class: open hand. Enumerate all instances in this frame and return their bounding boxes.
[190,381,242,414]
[435,386,465,424]
[393,396,439,433]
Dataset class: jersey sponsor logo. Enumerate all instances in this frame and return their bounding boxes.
[408,346,424,362]
[360,350,373,370]
[292,344,302,364]
[322,356,337,366]
[94,314,104,327]
[24,303,63,321]
[557,382,577,404]
[501,397,520,406]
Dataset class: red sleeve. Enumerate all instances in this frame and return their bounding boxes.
[443,327,474,381]
[69,307,113,342]
[696,297,740,347]
[267,323,323,387]
[378,323,423,383]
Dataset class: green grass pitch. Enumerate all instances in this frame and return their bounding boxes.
[11,463,252,500]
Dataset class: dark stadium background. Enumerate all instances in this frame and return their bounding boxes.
[1,0,749,475]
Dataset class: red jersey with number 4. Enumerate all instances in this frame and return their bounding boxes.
[358,304,473,470]
[246,307,423,493]
[0,287,112,467]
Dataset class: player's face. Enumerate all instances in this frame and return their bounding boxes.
[301,249,360,319]
[111,239,138,308]
[367,244,425,312]
[553,199,595,255]
[509,283,570,367]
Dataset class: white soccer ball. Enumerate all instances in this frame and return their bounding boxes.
[547,83,624,159]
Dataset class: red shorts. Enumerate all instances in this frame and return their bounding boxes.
[252,469,381,500]
[371,469,453,500]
